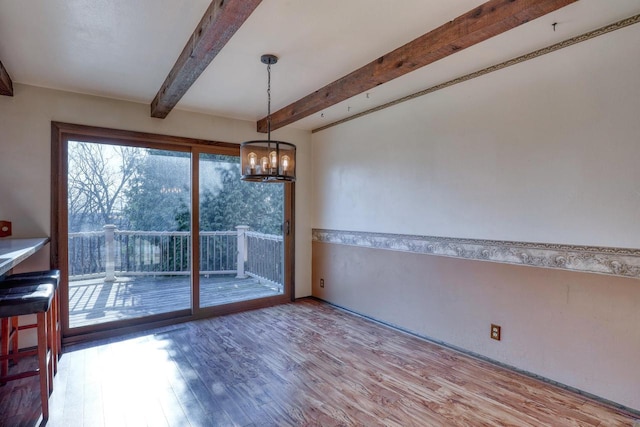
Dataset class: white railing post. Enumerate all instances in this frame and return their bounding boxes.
[103,224,116,282]
[235,225,250,278]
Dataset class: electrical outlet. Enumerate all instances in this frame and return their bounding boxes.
[491,324,501,341]
[0,220,11,237]
[320,278,324,288]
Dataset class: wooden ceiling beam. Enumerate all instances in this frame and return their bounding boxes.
[0,61,14,96]
[257,0,577,132]
[151,0,263,118]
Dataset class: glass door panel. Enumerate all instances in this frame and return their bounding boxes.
[67,142,191,328]
[198,153,284,308]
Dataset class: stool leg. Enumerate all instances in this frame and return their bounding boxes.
[51,292,58,374]
[46,307,54,395]
[37,312,49,421]
[10,317,18,362]
[56,291,62,361]
[1,317,8,383]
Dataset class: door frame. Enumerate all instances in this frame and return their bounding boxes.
[52,122,295,345]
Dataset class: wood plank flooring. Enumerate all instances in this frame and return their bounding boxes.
[0,299,637,426]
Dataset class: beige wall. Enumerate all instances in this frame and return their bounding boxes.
[311,24,640,409]
[0,84,312,297]
[312,24,640,247]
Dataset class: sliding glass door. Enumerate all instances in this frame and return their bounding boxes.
[66,142,192,329]
[198,153,284,309]
[53,122,294,342]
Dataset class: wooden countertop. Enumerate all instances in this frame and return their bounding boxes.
[0,237,49,276]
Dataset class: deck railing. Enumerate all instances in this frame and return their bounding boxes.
[68,225,283,286]
[246,231,283,284]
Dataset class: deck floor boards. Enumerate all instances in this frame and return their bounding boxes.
[68,275,281,328]
[0,299,636,426]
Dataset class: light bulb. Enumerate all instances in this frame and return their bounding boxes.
[281,155,290,172]
[261,156,268,172]
[269,151,278,168]
[248,152,257,167]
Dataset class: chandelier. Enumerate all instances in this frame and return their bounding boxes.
[240,54,296,182]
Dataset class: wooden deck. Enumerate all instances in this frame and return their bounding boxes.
[69,274,281,328]
[0,299,636,426]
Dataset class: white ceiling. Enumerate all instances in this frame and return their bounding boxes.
[1,0,639,131]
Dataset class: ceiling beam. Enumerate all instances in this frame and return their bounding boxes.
[257,0,577,132]
[0,61,14,96]
[151,0,263,119]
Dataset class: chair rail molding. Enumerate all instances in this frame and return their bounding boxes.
[312,229,640,280]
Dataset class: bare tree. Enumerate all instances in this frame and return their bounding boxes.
[68,141,141,231]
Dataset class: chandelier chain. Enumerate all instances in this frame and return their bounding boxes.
[267,62,271,141]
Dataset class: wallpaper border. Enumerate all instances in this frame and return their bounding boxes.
[312,229,640,280]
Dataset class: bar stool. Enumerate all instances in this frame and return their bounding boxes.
[0,281,55,422]
[1,270,61,374]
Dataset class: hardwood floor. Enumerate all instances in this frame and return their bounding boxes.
[0,299,636,426]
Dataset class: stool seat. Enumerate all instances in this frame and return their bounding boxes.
[3,270,60,289]
[0,283,55,317]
